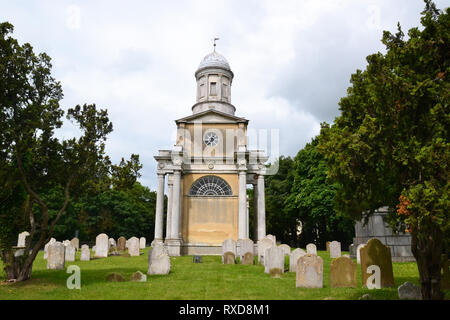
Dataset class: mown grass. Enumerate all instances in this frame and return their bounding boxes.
[0,249,448,300]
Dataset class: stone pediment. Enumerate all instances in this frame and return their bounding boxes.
[175,109,248,125]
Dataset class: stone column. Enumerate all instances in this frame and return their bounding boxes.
[257,174,266,240]
[238,171,247,240]
[165,174,173,242]
[253,184,258,241]
[153,173,165,245]
[167,170,182,256]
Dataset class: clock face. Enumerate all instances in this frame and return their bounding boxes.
[204,131,219,147]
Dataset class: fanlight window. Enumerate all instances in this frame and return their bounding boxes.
[189,176,232,196]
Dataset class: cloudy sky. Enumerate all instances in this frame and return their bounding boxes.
[1,0,447,190]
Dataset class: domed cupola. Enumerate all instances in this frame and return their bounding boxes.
[193,48,235,116]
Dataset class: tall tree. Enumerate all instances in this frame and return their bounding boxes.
[0,22,113,281]
[319,1,449,299]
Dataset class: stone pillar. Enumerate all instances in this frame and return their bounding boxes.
[165,174,173,242]
[246,195,250,239]
[238,171,247,240]
[253,184,258,241]
[167,170,182,256]
[153,173,165,245]
[257,174,266,240]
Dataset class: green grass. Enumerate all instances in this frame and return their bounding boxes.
[0,249,448,300]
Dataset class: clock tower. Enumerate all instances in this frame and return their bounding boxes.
[153,48,268,256]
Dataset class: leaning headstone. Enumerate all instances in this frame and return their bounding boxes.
[360,238,395,288]
[223,251,236,264]
[44,238,56,260]
[330,256,357,288]
[329,241,341,259]
[398,281,422,300]
[65,244,76,262]
[264,246,285,277]
[242,252,254,265]
[296,254,323,288]
[94,233,109,258]
[289,248,306,272]
[306,243,317,255]
[258,238,275,264]
[139,237,146,249]
[148,244,170,275]
[17,231,30,247]
[128,237,140,256]
[222,238,237,261]
[109,238,117,248]
[47,242,65,270]
[357,244,365,264]
[130,271,147,282]
[117,236,126,251]
[70,237,79,251]
[278,244,291,256]
[238,239,254,261]
[80,245,90,261]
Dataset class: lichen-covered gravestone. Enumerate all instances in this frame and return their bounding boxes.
[306,243,317,255]
[47,242,65,270]
[117,236,126,251]
[44,238,56,260]
[223,251,236,264]
[148,244,170,275]
[296,254,323,288]
[278,244,291,256]
[109,238,117,248]
[264,246,285,277]
[70,237,79,251]
[222,238,236,263]
[131,271,147,282]
[237,239,254,262]
[242,252,254,265]
[257,238,275,264]
[65,244,76,262]
[139,237,146,249]
[128,237,140,256]
[80,245,90,261]
[94,233,109,258]
[289,248,306,272]
[398,281,422,300]
[360,238,394,288]
[329,241,341,259]
[330,256,357,288]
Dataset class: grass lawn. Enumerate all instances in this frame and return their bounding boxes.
[0,249,448,300]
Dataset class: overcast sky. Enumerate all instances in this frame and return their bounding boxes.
[1,0,447,190]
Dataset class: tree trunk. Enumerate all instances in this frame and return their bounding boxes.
[411,226,444,300]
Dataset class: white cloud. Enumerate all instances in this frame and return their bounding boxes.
[66,4,81,30]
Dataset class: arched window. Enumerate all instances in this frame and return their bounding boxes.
[189,175,232,196]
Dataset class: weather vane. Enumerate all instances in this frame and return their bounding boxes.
[213,37,219,52]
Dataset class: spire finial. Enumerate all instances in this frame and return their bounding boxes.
[213,37,219,52]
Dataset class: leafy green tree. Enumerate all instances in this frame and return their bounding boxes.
[318,1,449,299]
[0,22,113,281]
[286,138,354,250]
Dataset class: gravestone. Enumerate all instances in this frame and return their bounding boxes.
[94,233,109,258]
[117,236,127,251]
[289,248,306,272]
[70,237,79,251]
[148,244,170,275]
[223,251,236,264]
[329,241,341,259]
[140,237,146,249]
[17,231,30,247]
[306,243,317,255]
[65,244,76,262]
[330,256,357,288]
[237,239,254,261]
[357,244,365,264]
[44,238,56,260]
[296,254,323,288]
[222,238,237,261]
[265,234,276,244]
[128,237,140,256]
[257,238,275,264]
[398,281,422,300]
[80,244,90,261]
[278,244,291,256]
[264,246,285,277]
[360,238,395,288]
[109,238,117,248]
[130,271,147,282]
[47,242,65,270]
[63,240,71,247]
[242,252,254,265]
[106,273,125,282]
